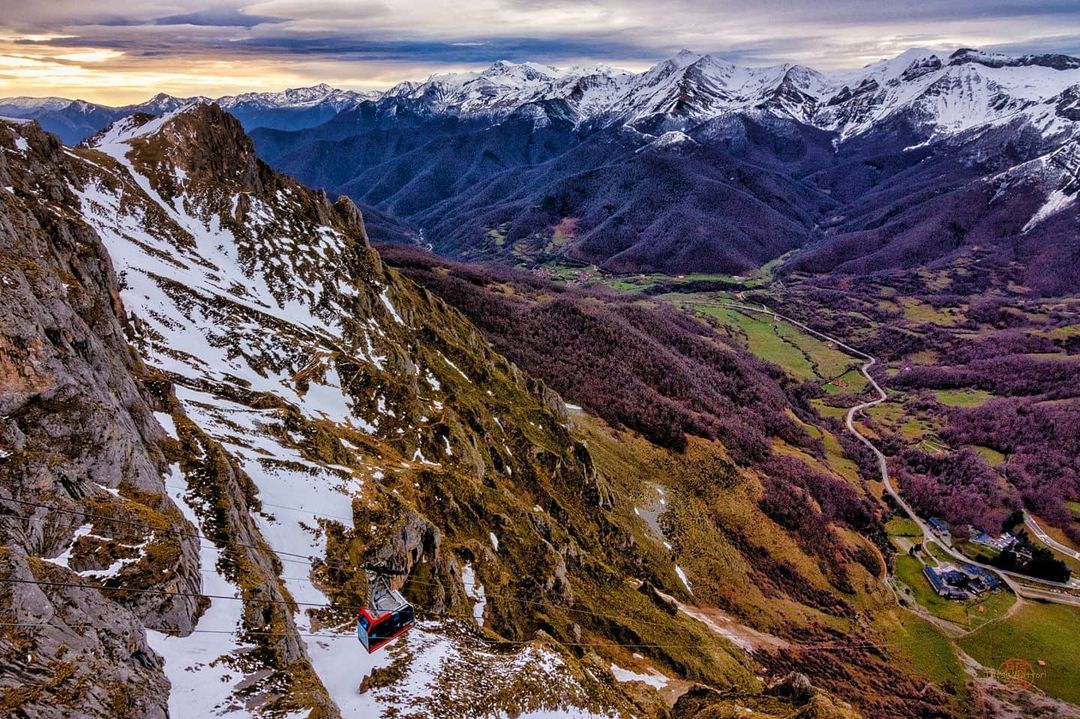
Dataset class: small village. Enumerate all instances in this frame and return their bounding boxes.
[917,517,1034,600]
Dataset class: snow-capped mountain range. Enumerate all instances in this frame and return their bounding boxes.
[0,83,381,142]
[244,47,1080,292]
[6,47,1080,144]
[376,47,1080,142]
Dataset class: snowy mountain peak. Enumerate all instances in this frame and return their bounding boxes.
[218,83,381,109]
[7,46,1080,145]
[0,95,75,113]
[86,101,206,150]
[345,46,1080,140]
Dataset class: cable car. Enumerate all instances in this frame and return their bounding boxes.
[357,569,415,653]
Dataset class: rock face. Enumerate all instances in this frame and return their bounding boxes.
[766,671,814,702]
[0,113,198,717]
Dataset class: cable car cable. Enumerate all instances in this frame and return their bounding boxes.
[0,498,716,631]
[2,497,1009,653]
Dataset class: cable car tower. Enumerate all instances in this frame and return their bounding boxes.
[357,565,416,653]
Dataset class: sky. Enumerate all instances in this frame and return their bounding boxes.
[2,0,1079,104]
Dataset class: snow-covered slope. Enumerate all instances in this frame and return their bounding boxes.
[69,104,621,716]
[4,104,760,717]
[815,48,1080,140]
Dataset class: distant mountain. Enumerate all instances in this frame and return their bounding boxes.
[215,83,381,131]
[251,47,1080,293]
[6,47,1080,292]
[0,84,381,143]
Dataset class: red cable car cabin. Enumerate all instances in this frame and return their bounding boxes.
[357,574,415,653]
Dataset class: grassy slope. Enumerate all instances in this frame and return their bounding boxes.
[385,253,1080,716]
[872,609,969,705]
[576,418,849,631]
[578,415,976,717]
[933,389,995,408]
[959,602,1080,704]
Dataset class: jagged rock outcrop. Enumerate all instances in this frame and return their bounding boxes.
[766,671,814,702]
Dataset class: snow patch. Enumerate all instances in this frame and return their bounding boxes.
[653,130,694,148]
[43,524,93,569]
[379,288,405,325]
[610,662,670,689]
[147,463,255,718]
[440,351,470,380]
[412,447,439,466]
[679,604,755,652]
[1023,187,1076,231]
[153,411,177,439]
[461,563,487,626]
[675,565,692,594]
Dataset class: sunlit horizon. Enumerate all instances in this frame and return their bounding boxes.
[1,0,1078,104]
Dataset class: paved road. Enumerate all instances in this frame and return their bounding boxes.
[1026,514,1080,562]
[713,302,1077,603]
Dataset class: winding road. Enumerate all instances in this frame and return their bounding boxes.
[715,301,1080,608]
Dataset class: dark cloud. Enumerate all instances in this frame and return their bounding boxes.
[503,0,1080,25]
[223,34,657,64]
[153,10,286,27]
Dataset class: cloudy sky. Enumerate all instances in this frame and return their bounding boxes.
[2,0,1079,104]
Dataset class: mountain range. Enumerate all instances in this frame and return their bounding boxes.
[0,83,379,144]
[5,47,1078,293]
[251,48,1080,294]
[3,43,1079,717]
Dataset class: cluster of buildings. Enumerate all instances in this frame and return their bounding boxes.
[927,517,953,546]
[970,529,1018,552]
[928,517,1031,561]
[927,516,949,536]
[923,562,1002,600]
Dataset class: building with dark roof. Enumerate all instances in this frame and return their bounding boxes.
[923,565,969,599]
[928,517,950,536]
